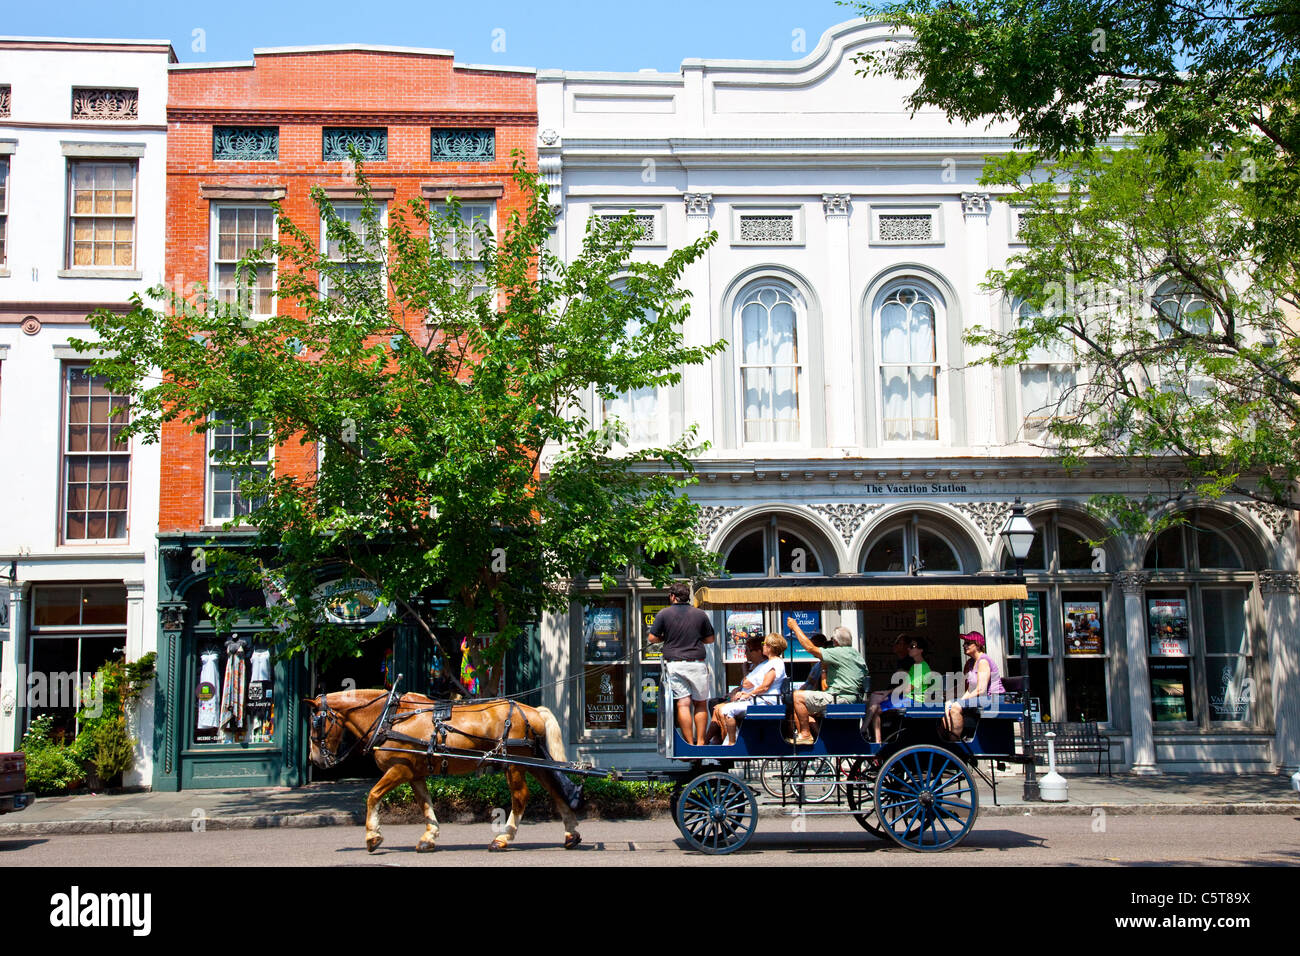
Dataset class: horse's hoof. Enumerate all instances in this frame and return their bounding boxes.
[564,832,582,850]
[366,835,384,853]
[416,841,437,853]
[489,838,509,852]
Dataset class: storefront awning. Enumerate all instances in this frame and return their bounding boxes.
[691,575,1028,609]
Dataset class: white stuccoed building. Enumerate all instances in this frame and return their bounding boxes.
[0,38,172,784]
[535,19,1299,774]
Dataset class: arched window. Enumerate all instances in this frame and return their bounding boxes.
[861,516,963,575]
[1140,514,1255,729]
[876,283,940,441]
[737,283,802,443]
[1014,298,1077,442]
[1153,282,1214,400]
[723,523,824,577]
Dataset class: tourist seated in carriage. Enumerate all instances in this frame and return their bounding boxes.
[788,619,867,746]
[942,631,1005,739]
[867,635,932,744]
[712,633,787,745]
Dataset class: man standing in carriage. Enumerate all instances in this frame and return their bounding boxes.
[647,582,716,745]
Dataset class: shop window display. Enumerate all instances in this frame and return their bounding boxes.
[193,634,275,745]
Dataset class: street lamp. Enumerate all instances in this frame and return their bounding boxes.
[1000,498,1039,801]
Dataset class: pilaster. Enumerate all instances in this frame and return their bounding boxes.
[1117,570,1160,774]
[822,194,855,447]
[1260,571,1300,773]
[682,192,715,447]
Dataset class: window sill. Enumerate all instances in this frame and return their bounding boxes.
[0,268,10,278]
[57,268,143,280]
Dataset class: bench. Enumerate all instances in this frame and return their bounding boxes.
[1028,721,1117,776]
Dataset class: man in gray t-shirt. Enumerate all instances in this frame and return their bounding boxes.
[648,582,715,745]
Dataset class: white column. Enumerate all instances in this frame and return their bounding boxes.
[682,193,715,447]
[1118,571,1160,774]
[960,192,998,447]
[0,582,30,751]
[1260,571,1300,774]
[822,194,855,448]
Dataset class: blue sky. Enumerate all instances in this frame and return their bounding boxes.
[7,1,859,72]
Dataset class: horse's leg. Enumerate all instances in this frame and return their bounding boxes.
[490,765,528,851]
[364,764,409,853]
[536,769,582,849]
[410,776,439,852]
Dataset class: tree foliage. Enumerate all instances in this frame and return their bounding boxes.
[856,1,1300,518]
[77,158,723,680]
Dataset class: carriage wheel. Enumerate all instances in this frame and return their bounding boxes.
[675,772,759,854]
[873,745,979,852]
[844,757,887,839]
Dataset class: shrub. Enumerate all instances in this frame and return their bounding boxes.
[20,716,85,796]
[378,771,672,820]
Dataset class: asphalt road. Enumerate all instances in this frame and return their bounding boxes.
[3,814,1299,867]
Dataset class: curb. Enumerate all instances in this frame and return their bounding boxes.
[3,802,1297,835]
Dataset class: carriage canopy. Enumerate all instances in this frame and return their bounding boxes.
[691,574,1028,609]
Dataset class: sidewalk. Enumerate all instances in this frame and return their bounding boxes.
[2,771,1297,836]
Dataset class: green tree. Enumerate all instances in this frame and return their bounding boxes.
[78,160,723,685]
[855,1,1300,518]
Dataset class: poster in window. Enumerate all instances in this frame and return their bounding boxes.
[1147,597,1190,656]
[583,602,626,663]
[724,609,763,662]
[584,666,627,730]
[1150,660,1193,721]
[1063,599,1103,655]
[640,665,660,730]
[640,600,668,661]
[1208,660,1251,722]
[780,608,821,660]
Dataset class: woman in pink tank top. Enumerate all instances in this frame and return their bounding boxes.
[943,631,1003,738]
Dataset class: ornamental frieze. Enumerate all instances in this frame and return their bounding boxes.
[0,85,10,118]
[72,87,138,121]
[1242,501,1294,540]
[430,128,495,161]
[808,503,882,545]
[952,501,1012,545]
[683,193,713,217]
[695,505,741,545]
[323,127,388,162]
[1114,570,1150,594]
[1258,571,1300,594]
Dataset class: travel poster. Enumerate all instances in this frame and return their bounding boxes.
[1063,599,1103,655]
[1147,597,1190,656]
[780,608,821,660]
[1150,661,1192,721]
[640,599,668,661]
[583,602,626,662]
[724,608,763,662]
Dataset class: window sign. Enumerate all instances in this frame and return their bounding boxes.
[640,665,660,730]
[1207,659,1251,722]
[1063,598,1103,655]
[1009,592,1044,654]
[640,599,668,662]
[1150,660,1193,721]
[583,601,625,663]
[780,608,821,660]
[584,666,627,730]
[723,608,763,662]
[1147,597,1190,656]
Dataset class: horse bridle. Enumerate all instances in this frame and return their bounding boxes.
[310,681,404,768]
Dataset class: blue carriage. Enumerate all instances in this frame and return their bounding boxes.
[659,574,1031,854]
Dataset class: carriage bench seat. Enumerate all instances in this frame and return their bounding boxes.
[1028,721,1116,776]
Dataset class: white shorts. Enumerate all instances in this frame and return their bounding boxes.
[665,660,711,702]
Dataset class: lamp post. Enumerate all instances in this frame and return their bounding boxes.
[1001,498,1039,801]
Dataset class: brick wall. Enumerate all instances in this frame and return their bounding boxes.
[161,49,537,531]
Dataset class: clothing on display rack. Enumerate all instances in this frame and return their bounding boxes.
[220,637,248,731]
[197,650,220,730]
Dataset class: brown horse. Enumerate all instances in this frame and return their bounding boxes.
[304,689,582,853]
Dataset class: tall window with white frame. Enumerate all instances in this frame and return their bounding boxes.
[67,160,135,269]
[0,157,8,267]
[738,283,801,443]
[431,200,493,299]
[602,304,663,447]
[207,417,271,524]
[320,202,386,300]
[1153,282,1214,400]
[1015,299,1078,442]
[877,284,940,441]
[62,366,131,542]
[212,205,276,315]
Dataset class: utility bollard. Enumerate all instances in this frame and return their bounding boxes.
[1039,731,1068,802]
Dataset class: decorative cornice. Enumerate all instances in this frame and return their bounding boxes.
[952,501,1012,545]
[1242,501,1294,540]
[808,502,881,545]
[683,192,713,217]
[169,108,536,126]
[696,505,741,545]
[960,191,991,216]
[1115,570,1150,594]
[1258,570,1300,594]
[821,193,851,217]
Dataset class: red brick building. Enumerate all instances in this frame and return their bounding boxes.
[155,46,537,790]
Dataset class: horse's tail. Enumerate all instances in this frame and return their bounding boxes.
[535,705,567,763]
